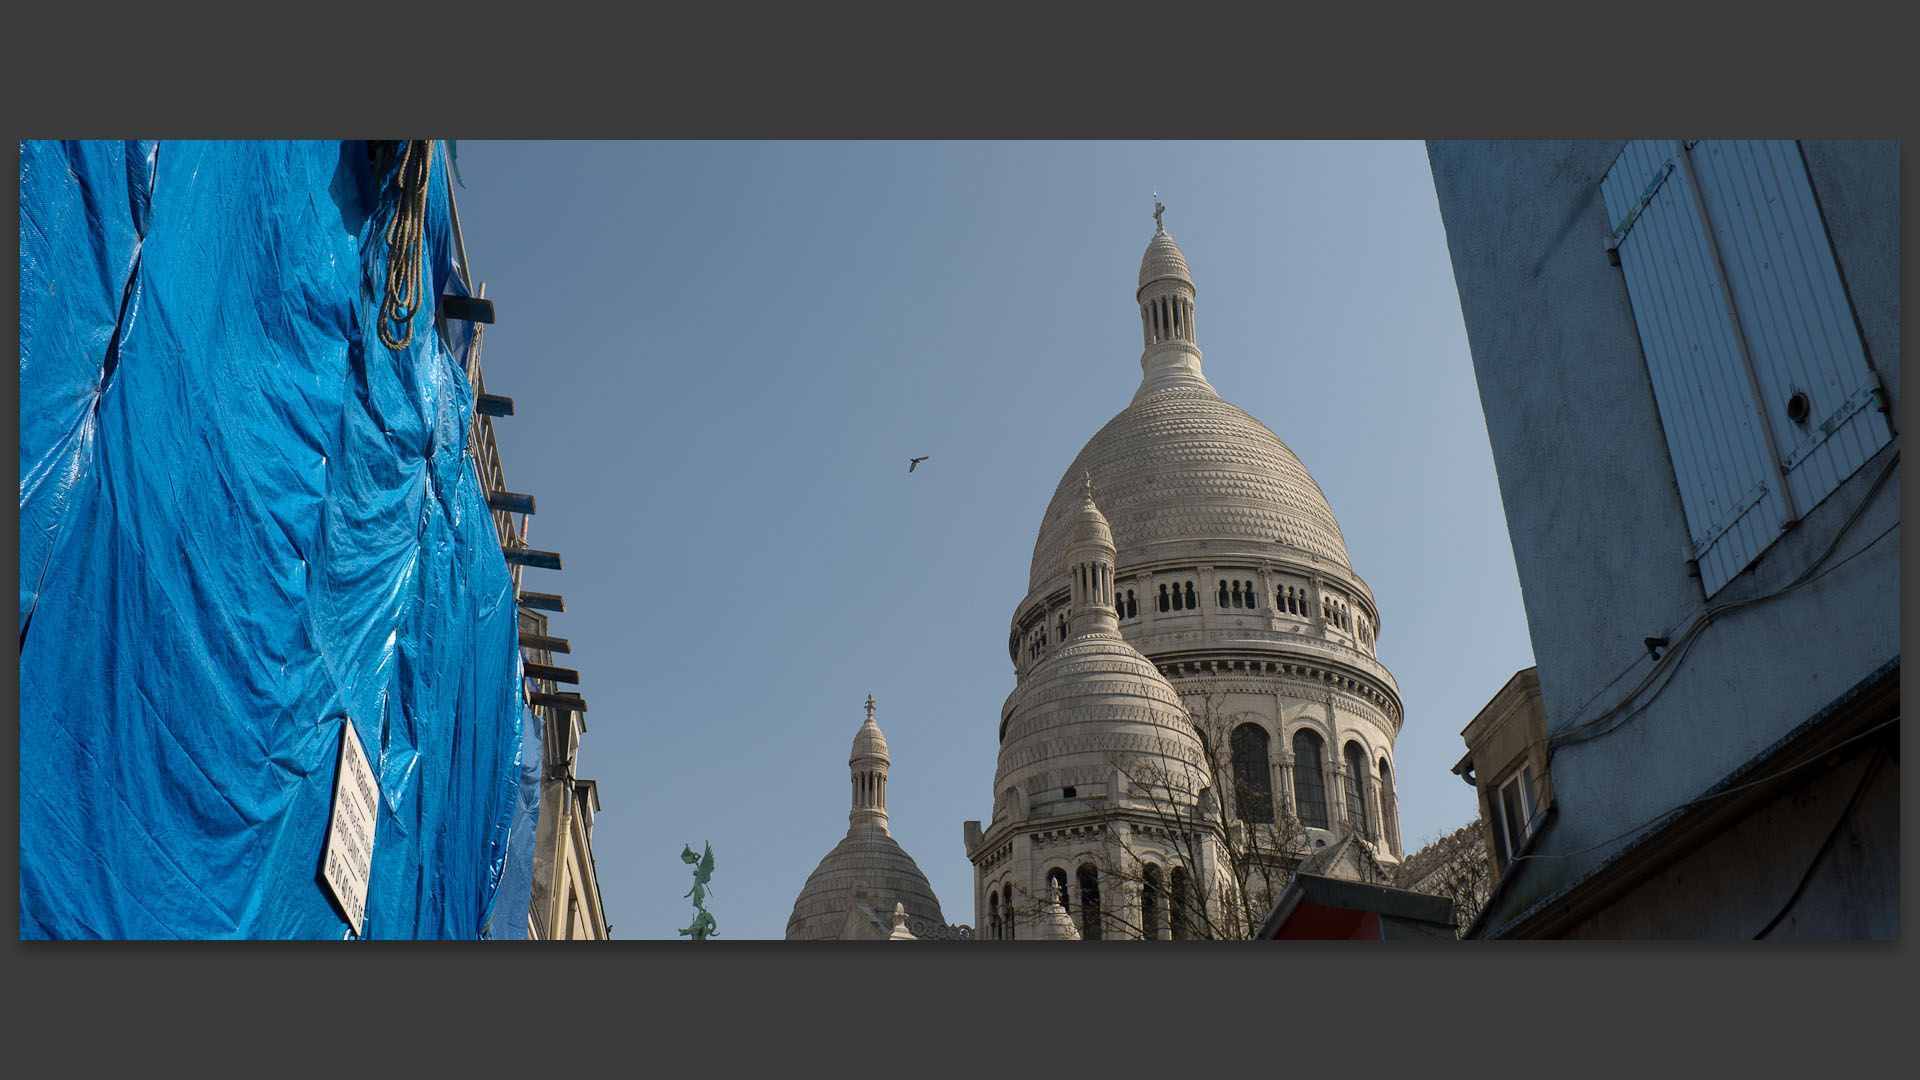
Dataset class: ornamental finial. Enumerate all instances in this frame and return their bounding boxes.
[865,693,875,722]
[1153,196,1165,231]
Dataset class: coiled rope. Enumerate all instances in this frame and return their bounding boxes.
[377,139,435,350]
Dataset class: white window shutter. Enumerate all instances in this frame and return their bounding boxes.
[1602,140,1791,595]
[1685,140,1892,516]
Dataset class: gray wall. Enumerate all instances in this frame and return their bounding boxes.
[1563,751,1897,939]
[1426,140,1899,926]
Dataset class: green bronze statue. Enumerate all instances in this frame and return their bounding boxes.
[679,842,717,940]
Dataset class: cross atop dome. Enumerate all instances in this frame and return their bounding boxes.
[865,693,875,723]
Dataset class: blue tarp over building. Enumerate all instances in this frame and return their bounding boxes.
[19,140,524,938]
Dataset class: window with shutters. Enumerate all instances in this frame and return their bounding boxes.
[1601,140,1892,596]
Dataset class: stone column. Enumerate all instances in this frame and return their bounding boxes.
[1272,698,1295,822]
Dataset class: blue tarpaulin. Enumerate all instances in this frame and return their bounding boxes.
[18,140,525,939]
[483,704,544,940]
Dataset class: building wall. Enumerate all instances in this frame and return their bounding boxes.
[1457,668,1549,875]
[1563,750,1896,939]
[1427,140,1899,934]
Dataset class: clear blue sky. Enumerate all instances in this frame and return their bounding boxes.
[450,140,1535,941]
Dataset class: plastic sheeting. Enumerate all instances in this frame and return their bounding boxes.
[19,140,524,938]
[482,704,543,940]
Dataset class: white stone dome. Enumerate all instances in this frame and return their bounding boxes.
[1026,383,1352,594]
[850,713,888,762]
[994,630,1207,795]
[787,697,948,940]
[1138,226,1193,291]
[784,828,946,940]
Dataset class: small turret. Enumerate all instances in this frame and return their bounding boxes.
[849,694,890,832]
[1137,201,1207,393]
[1065,473,1121,639]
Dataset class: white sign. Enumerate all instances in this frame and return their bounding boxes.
[322,719,380,936]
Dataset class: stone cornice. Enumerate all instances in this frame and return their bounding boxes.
[1143,647,1401,724]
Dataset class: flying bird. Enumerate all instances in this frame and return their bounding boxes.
[908,456,929,473]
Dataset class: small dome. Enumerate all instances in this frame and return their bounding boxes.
[851,713,888,764]
[784,830,946,940]
[788,696,947,940]
[995,629,1206,796]
[1065,475,1114,555]
[1138,227,1193,292]
[1030,900,1082,941]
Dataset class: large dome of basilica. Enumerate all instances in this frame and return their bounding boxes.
[1025,386,1352,595]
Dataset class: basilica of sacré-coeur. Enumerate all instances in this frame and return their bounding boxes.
[787,208,1405,940]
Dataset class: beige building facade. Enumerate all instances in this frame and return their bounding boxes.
[1453,667,1550,877]
[453,192,609,941]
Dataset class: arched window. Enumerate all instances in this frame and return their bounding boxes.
[1184,581,1196,609]
[1126,590,1137,619]
[1142,864,1162,940]
[1158,584,1170,612]
[1219,580,1230,607]
[988,892,1001,941]
[1169,866,1190,940]
[1171,582,1183,611]
[1004,883,1015,939]
[1344,741,1372,839]
[1379,757,1400,854]
[1244,582,1256,610]
[1047,867,1069,908]
[1231,724,1275,824]
[1292,730,1330,830]
[1077,864,1102,940]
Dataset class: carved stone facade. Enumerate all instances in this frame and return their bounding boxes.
[965,215,1408,939]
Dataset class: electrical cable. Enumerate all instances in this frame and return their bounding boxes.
[1467,715,1896,938]
[1752,746,1887,939]
[1551,448,1899,751]
[1517,715,1896,866]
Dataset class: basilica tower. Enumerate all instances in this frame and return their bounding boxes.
[966,208,1406,939]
